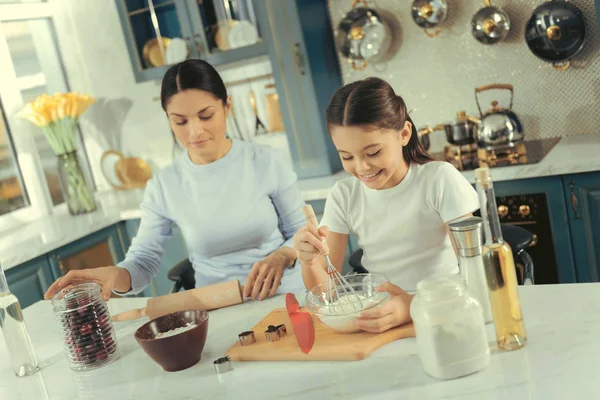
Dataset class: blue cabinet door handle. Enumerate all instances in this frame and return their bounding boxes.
[570,181,581,220]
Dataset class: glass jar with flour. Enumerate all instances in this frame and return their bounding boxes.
[410,274,490,380]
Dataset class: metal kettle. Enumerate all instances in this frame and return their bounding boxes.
[474,84,524,149]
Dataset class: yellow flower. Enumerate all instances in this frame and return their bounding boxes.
[58,97,68,119]
[16,103,43,127]
[74,94,95,118]
[70,97,79,118]
[31,96,52,126]
[49,103,59,123]
[18,91,96,128]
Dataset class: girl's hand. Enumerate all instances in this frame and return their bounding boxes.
[356,282,414,333]
[244,248,294,301]
[292,223,330,265]
[44,266,126,302]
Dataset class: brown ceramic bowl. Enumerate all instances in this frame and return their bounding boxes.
[134,310,209,372]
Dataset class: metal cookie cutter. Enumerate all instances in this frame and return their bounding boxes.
[213,356,233,375]
[265,325,280,342]
[238,330,256,346]
[265,324,287,342]
[275,324,287,337]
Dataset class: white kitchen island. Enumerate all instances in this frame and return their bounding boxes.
[1,283,599,400]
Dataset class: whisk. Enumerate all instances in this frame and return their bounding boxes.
[301,205,364,313]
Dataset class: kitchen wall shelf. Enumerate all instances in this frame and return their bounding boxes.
[115,0,268,83]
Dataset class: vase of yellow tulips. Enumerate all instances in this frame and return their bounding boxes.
[18,92,97,215]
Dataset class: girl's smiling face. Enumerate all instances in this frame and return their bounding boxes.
[330,121,412,190]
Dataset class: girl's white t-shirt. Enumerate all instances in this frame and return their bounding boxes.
[321,161,479,291]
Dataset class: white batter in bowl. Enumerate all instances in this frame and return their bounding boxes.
[306,273,391,334]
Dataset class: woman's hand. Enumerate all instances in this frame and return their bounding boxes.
[44,266,131,302]
[292,223,329,265]
[356,282,414,333]
[244,248,296,301]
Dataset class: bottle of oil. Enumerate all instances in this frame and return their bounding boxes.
[0,262,40,376]
[475,167,527,351]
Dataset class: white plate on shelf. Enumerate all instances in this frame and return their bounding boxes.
[165,37,189,65]
[228,20,259,49]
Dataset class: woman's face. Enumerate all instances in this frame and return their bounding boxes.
[330,121,412,190]
[165,89,231,163]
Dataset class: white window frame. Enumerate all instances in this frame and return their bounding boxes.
[0,2,86,232]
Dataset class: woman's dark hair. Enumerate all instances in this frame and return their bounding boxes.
[325,77,433,164]
[160,59,227,111]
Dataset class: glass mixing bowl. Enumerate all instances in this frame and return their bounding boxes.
[305,273,391,334]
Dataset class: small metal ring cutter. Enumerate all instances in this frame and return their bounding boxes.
[213,356,233,375]
[238,330,256,346]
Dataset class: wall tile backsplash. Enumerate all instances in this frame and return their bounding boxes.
[328,0,600,153]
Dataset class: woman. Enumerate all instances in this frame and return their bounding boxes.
[44,59,306,302]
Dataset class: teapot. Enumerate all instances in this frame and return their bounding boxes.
[474,84,523,149]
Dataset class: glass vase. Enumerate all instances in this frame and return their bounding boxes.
[57,151,96,215]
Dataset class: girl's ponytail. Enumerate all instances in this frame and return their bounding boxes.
[404,114,434,164]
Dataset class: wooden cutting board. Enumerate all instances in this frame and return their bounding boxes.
[226,307,415,361]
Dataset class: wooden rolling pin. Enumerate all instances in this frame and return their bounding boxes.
[111,280,243,322]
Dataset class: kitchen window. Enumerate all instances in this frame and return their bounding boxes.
[0,2,93,231]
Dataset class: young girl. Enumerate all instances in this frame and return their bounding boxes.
[293,77,479,333]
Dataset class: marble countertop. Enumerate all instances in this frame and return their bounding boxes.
[1,283,600,399]
[2,134,599,271]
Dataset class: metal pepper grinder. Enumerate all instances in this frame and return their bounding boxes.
[449,216,494,324]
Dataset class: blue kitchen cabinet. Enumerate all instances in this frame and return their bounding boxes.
[47,225,127,281]
[5,256,54,309]
[115,0,268,83]
[45,224,143,295]
[5,225,129,308]
[123,219,188,296]
[254,0,343,179]
[562,172,600,282]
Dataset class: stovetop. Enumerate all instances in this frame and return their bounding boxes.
[432,137,561,172]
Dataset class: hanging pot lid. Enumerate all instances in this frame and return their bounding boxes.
[411,0,448,38]
[524,0,587,71]
[471,0,510,45]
